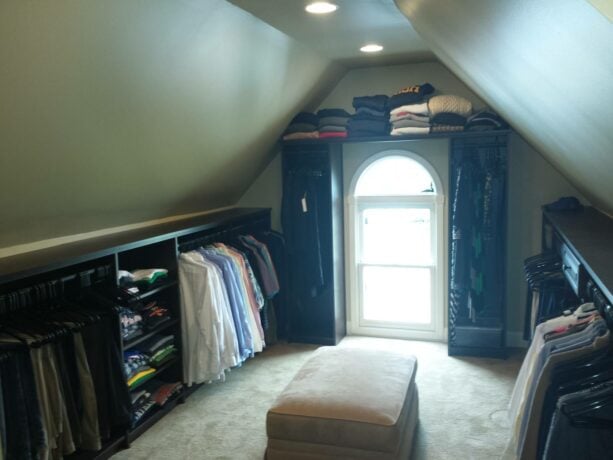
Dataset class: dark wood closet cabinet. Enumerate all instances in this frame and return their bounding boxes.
[282,143,346,345]
[447,134,509,358]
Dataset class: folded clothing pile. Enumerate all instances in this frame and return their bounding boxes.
[317,108,350,139]
[282,112,319,140]
[428,95,472,133]
[141,334,177,367]
[465,109,508,131]
[148,380,183,406]
[118,268,169,289]
[130,389,155,427]
[388,83,435,136]
[129,380,184,427]
[124,350,155,388]
[138,301,172,330]
[120,307,144,341]
[348,95,389,137]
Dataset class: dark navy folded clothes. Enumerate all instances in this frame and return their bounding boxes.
[348,128,389,137]
[348,119,390,136]
[348,118,389,128]
[389,83,435,109]
[431,112,467,126]
[465,110,509,131]
[316,108,351,118]
[284,123,318,134]
[350,113,388,122]
[544,197,584,212]
[289,111,318,126]
[352,94,389,112]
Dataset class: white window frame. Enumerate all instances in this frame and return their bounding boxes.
[346,150,445,341]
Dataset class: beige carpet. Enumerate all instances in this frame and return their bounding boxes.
[112,337,523,460]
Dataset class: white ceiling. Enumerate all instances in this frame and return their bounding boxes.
[227,0,433,66]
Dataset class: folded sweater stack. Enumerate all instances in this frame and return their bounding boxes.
[389,83,435,136]
[317,108,351,139]
[348,95,389,137]
[465,109,509,131]
[282,112,319,140]
[428,95,472,133]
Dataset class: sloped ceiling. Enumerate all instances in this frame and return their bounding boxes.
[395,0,613,215]
[0,0,344,247]
[228,0,433,66]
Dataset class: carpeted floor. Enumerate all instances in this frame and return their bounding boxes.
[112,337,523,460]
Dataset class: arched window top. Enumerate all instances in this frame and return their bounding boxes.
[354,155,437,197]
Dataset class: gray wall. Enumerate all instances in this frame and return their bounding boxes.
[0,0,344,249]
[239,61,589,343]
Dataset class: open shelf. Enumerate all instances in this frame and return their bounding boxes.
[128,392,183,443]
[128,356,179,391]
[124,318,179,350]
[119,278,178,303]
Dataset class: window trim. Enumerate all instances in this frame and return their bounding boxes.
[345,150,445,341]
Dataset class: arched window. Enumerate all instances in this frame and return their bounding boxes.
[347,151,444,340]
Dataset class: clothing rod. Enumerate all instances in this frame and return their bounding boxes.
[177,218,270,251]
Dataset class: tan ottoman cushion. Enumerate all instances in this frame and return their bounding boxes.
[266,346,418,459]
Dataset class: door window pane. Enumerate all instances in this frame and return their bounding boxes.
[361,265,431,324]
[361,207,432,265]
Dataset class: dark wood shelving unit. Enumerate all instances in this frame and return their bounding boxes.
[120,278,179,303]
[127,393,183,443]
[0,208,270,284]
[543,207,613,305]
[128,356,180,391]
[124,318,180,350]
[0,207,272,460]
[282,129,512,146]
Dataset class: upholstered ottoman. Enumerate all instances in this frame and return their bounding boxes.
[266,346,419,460]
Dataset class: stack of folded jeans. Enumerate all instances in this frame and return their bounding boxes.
[348,95,389,137]
[317,108,350,139]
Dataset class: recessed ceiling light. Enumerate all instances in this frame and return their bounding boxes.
[360,44,384,53]
[305,2,338,14]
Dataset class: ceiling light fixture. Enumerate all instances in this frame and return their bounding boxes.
[305,2,338,14]
[360,44,384,53]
